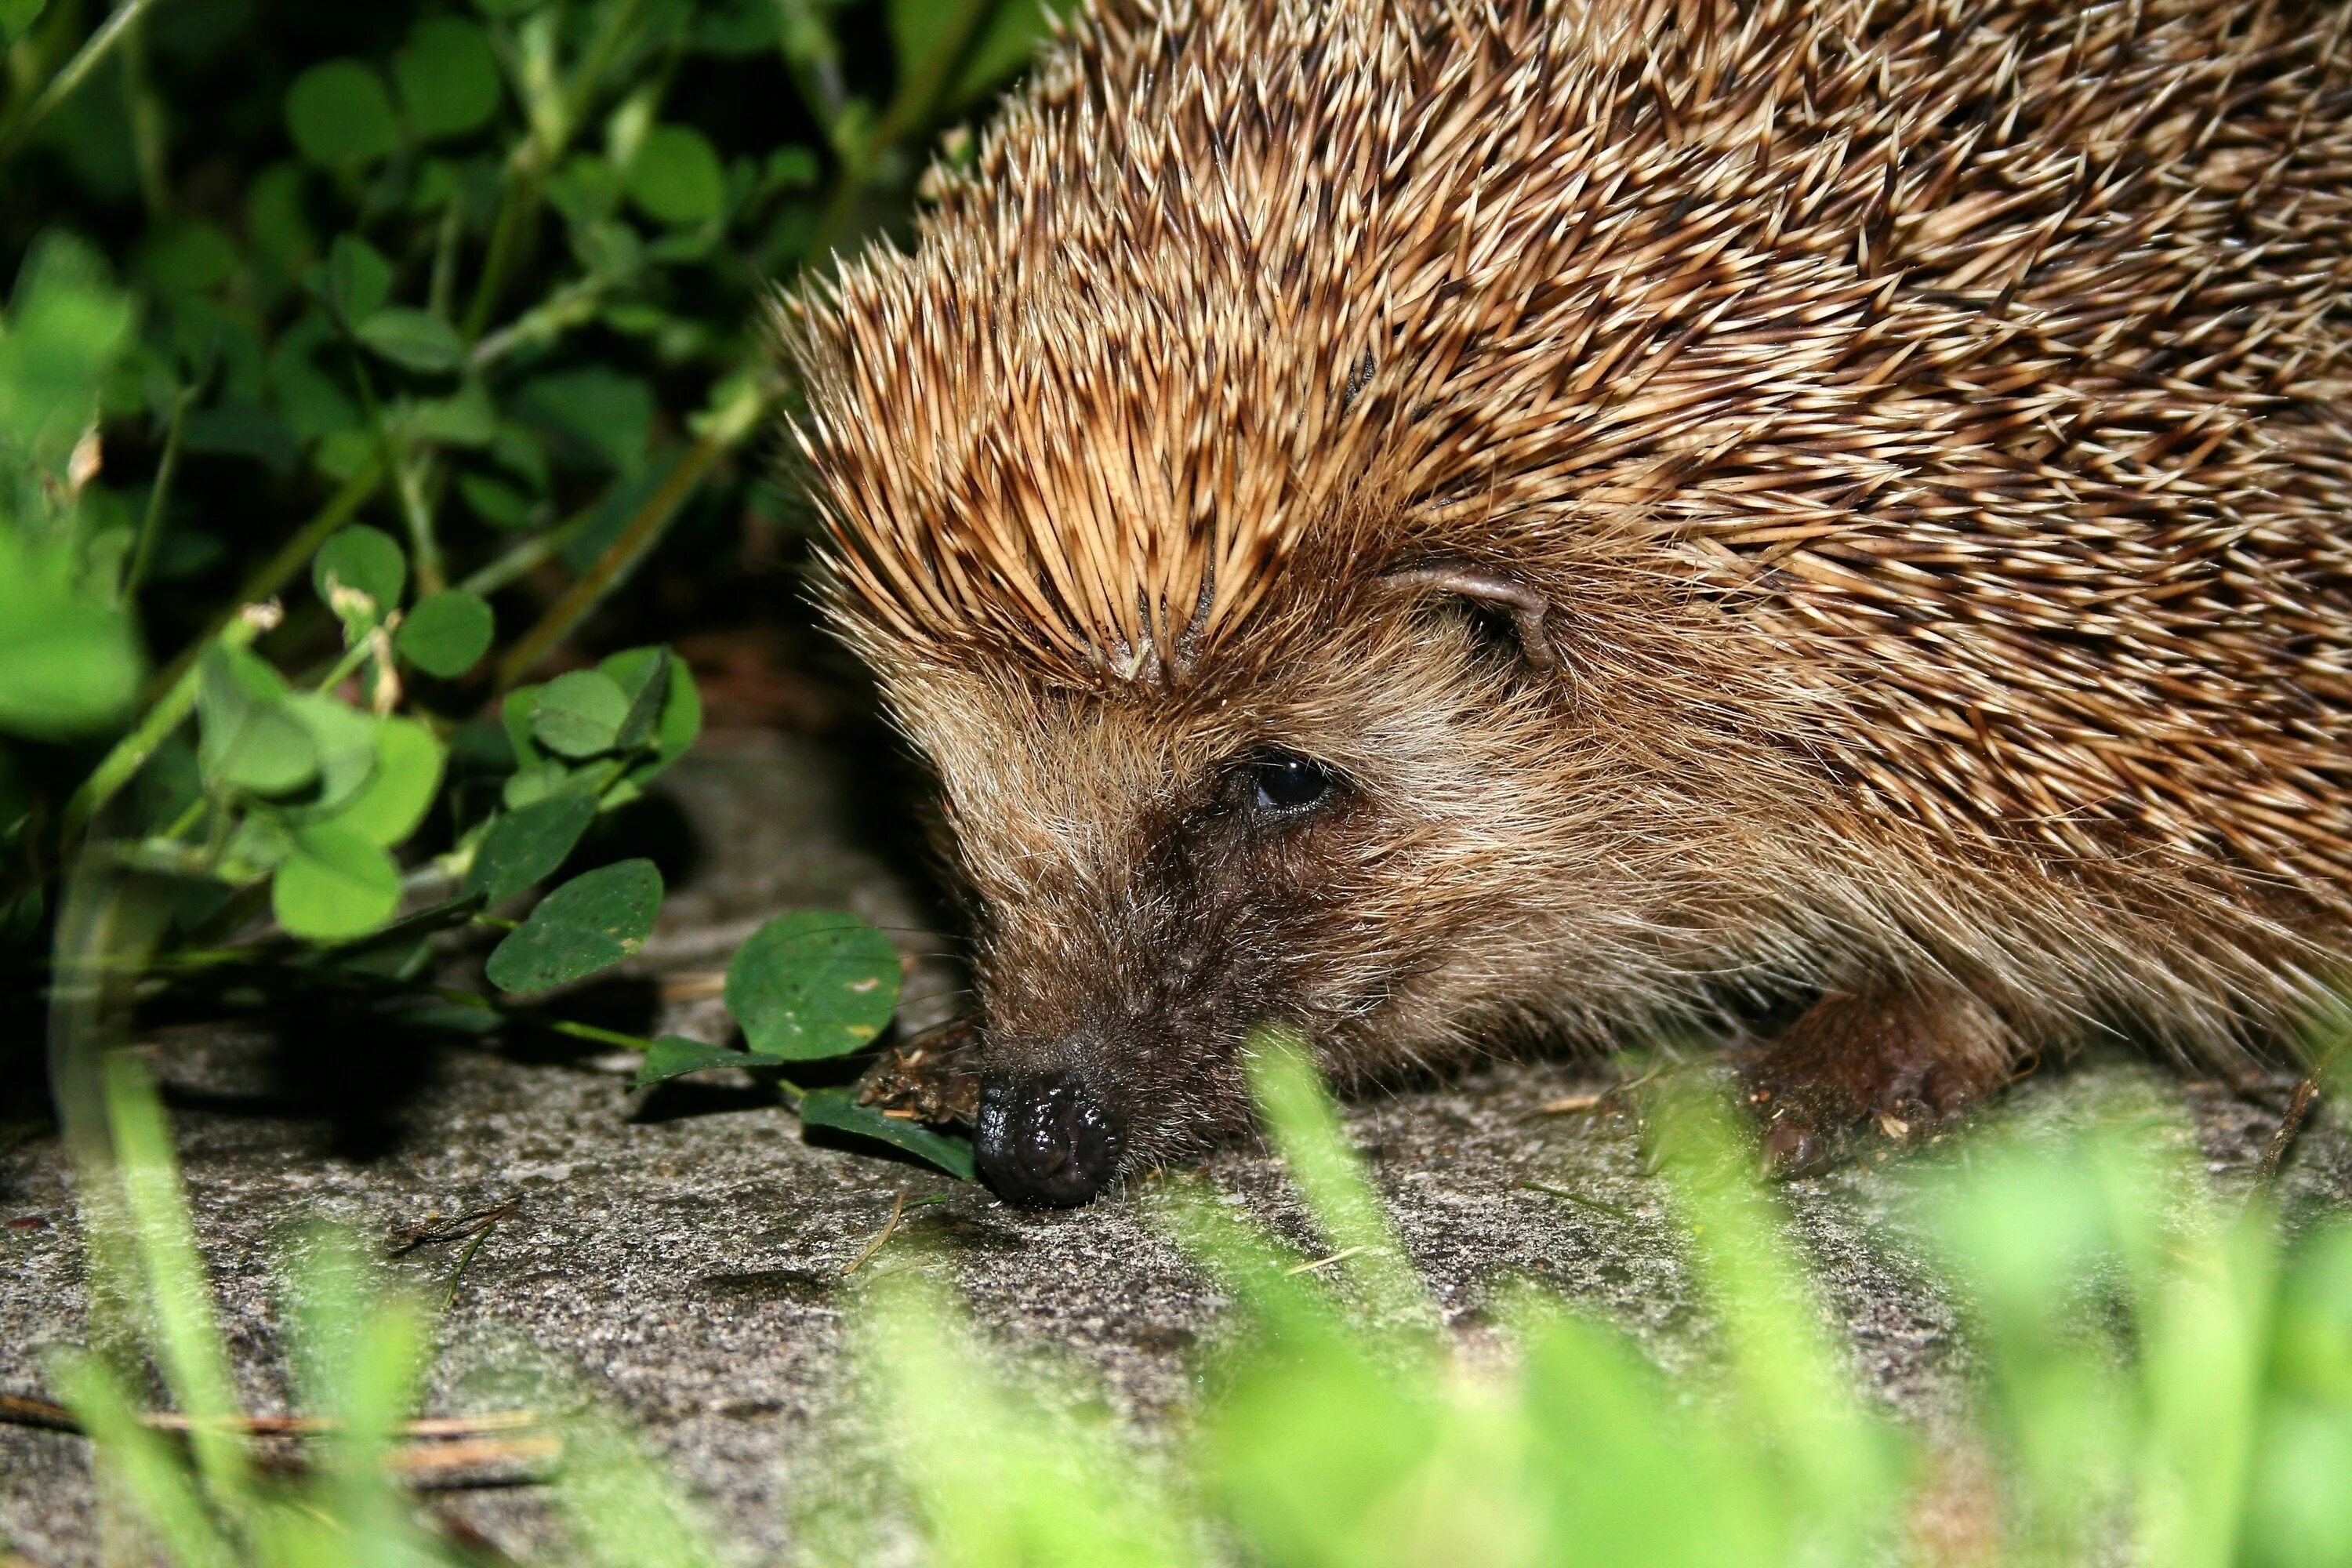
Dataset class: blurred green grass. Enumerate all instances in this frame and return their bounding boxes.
[38,1031,2352,1566]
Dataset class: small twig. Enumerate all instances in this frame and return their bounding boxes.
[0,0,172,169]
[0,1390,542,1440]
[445,1215,505,1308]
[0,1393,80,1432]
[2256,1075,2323,1185]
[1537,1091,1606,1115]
[842,1190,907,1276]
[452,503,590,596]
[1283,1244,1370,1276]
[387,1200,519,1260]
[1519,1180,1639,1224]
[387,1433,561,1476]
[122,387,192,601]
[469,272,610,369]
[346,350,447,595]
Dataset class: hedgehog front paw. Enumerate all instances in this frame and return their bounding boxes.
[1738,982,2023,1177]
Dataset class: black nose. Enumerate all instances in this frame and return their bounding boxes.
[975,1072,1121,1207]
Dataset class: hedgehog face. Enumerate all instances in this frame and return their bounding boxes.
[883,590,1638,1207]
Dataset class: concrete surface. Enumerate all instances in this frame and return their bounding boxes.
[3,729,2347,1565]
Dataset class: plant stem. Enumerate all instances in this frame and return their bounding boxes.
[463,0,647,339]
[461,162,543,341]
[0,0,172,170]
[549,1018,659,1052]
[770,0,850,135]
[445,1217,502,1308]
[421,983,661,1054]
[347,353,447,595]
[454,503,592,597]
[121,387,190,603]
[468,271,610,370]
[119,8,168,220]
[310,626,384,697]
[428,194,465,321]
[157,795,205,844]
[561,0,652,132]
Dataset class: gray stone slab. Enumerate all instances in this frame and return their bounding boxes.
[3,730,2344,1565]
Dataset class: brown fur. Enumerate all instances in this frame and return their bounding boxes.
[782,0,2352,1179]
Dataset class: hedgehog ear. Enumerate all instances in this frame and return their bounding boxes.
[1379,561,1559,674]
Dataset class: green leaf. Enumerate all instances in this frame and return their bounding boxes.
[395,590,494,677]
[488,423,551,493]
[285,60,401,172]
[273,822,401,941]
[500,684,545,768]
[485,858,663,994]
[0,0,46,45]
[761,147,819,194]
[886,0,961,83]
[223,811,296,877]
[726,911,901,1062]
[329,717,445,846]
[313,525,406,626]
[459,471,536,528]
[0,234,136,476]
[405,381,497,446]
[633,1036,757,1089]
[516,367,652,471]
[356,307,466,373]
[311,234,391,325]
[0,531,140,740]
[246,163,318,278]
[692,0,779,54]
[625,125,725,226]
[531,669,631,757]
[607,645,670,752]
[600,646,702,802]
[270,316,361,441]
[181,400,299,474]
[283,695,379,815]
[547,154,624,226]
[572,220,644,284]
[314,430,377,483]
[501,762,574,809]
[196,648,318,797]
[797,1087,975,1181]
[136,222,240,300]
[464,789,597,904]
[393,17,503,141]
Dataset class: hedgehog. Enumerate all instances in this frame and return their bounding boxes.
[779,0,2352,1206]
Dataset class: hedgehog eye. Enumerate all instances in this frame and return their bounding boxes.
[1242,753,1339,816]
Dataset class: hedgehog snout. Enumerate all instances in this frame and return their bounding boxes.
[975,1069,1123,1207]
